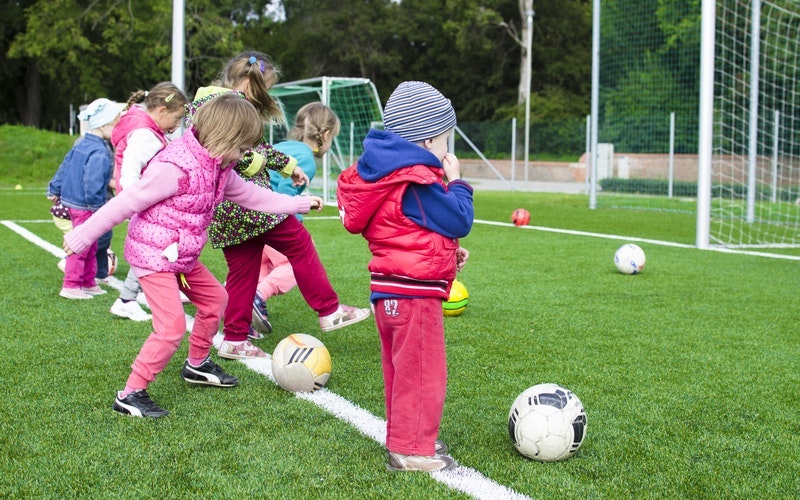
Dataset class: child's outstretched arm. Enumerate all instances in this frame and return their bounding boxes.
[224,172,322,214]
[63,163,182,256]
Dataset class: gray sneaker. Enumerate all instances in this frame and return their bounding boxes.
[386,452,456,472]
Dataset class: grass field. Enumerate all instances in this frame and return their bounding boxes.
[1,183,798,499]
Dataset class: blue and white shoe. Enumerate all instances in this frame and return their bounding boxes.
[251,291,272,336]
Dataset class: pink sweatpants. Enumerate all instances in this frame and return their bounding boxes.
[374,297,447,456]
[222,215,338,342]
[125,262,227,391]
[63,208,97,289]
[256,245,297,299]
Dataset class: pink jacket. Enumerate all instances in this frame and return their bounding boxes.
[110,106,166,193]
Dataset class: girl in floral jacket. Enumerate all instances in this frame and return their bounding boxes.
[187,51,369,362]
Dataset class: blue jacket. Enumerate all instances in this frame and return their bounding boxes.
[48,134,113,211]
[271,140,316,196]
[356,129,473,239]
[272,140,316,222]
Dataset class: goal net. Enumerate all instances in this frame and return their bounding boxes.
[269,77,384,202]
[594,0,800,251]
[594,0,701,213]
[708,0,800,248]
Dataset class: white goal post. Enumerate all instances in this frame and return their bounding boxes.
[698,0,800,249]
[269,77,384,203]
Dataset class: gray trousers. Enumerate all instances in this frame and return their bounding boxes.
[120,268,143,301]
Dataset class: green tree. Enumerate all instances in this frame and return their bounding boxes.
[6,0,249,129]
[2,0,596,148]
[598,0,701,153]
[8,0,174,128]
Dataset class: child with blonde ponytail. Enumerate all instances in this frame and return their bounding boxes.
[249,102,342,336]
[108,82,189,322]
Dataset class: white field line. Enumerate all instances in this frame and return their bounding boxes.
[231,350,530,500]
[2,218,531,500]
[12,216,800,260]
[2,220,66,257]
[475,219,800,261]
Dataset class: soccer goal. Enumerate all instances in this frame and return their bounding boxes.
[269,77,384,202]
[591,0,800,251]
[698,0,800,249]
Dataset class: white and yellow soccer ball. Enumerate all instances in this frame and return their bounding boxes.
[614,243,646,275]
[271,334,332,392]
[508,383,588,462]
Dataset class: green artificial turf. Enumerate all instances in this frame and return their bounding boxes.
[1,186,798,499]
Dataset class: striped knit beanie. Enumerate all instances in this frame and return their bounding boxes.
[383,81,456,143]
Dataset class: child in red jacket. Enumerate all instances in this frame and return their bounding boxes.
[337,81,474,472]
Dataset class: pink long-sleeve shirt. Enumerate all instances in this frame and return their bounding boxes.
[64,160,311,277]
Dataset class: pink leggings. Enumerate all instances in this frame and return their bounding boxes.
[125,262,226,390]
[256,245,296,299]
[374,297,447,456]
[63,208,97,288]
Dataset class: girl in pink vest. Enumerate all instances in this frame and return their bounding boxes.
[63,94,322,418]
[108,82,188,322]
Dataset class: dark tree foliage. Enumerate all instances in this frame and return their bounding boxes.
[3,0,595,131]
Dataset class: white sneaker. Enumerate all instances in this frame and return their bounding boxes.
[136,293,150,309]
[319,305,371,332]
[59,287,93,300]
[110,298,152,322]
[386,452,456,472]
[82,285,107,296]
[217,340,268,360]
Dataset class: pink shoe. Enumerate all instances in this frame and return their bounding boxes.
[217,340,268,360]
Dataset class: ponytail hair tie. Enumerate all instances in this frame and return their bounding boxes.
[248,55,266,73]
[144,91,149,97]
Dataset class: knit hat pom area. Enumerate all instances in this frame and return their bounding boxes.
[383,81,456,143]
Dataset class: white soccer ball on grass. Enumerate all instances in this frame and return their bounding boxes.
[508,383,587,462]
[614,243,646,275]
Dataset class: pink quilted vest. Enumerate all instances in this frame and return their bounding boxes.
[124,129,230,273]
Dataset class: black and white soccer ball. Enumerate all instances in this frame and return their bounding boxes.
[508,383,587,462]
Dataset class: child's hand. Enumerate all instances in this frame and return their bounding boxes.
[63,238,75,257]
[442,153,461,182]
[456,246,469,272]
[309,196,324,211]
[291,167,310,187]
[47,194,59,203]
